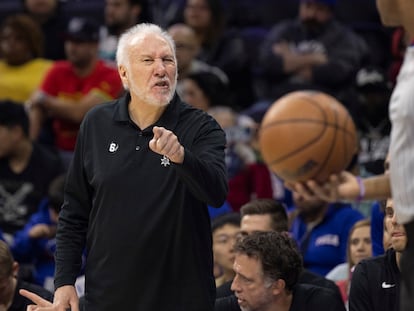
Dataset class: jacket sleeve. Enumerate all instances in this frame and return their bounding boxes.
[54,120,91,288]
[174,116,228,207]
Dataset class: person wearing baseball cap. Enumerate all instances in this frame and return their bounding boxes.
[27,16,123,170]
[65,17,100,43]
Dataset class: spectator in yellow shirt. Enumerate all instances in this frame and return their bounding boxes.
[0,14,53,103]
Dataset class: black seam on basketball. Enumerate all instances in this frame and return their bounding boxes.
[341,112,354,167]
[311,106,339,179]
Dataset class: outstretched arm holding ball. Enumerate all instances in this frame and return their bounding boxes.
[286,172,391,203]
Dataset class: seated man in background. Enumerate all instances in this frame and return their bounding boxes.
[167,23,228,98]
[211,212,241,287]
[0,100,63,243]
[11,174,66,291]
[289,192,364,276]
[215,231,346,311]
[348,198,403,311]
[256,0,367,105]
[216,198,341,300]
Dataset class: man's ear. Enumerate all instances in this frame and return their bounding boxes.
[118,65,129,89]
[271,278,286,296]
[12,261,19,277]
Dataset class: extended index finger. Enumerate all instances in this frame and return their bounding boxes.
[19,289,52,307]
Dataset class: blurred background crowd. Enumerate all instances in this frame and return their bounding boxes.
[0,0,406,310]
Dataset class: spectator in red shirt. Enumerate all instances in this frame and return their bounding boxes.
[27,17,123,169]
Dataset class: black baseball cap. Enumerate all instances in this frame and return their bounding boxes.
[65,17,100,42]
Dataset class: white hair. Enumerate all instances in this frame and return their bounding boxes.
[116,23,176,69]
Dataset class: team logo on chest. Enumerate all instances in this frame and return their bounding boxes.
[108,142,119,153]
[161,155,170,167]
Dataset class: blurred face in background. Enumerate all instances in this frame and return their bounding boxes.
[292,191,326,219]
[349,224,372,266]
[241,214,273,235]
[105,0,141,35]
[180,78,210,111]
[213,224,240,275]
[0,26,32,65]
[24,0,57,16]
[184,0,212,31]
[384,198,407,253]
[299,1,333,35]
[65,40,98,69]
[0,126,18,158]
[168,25,199,75]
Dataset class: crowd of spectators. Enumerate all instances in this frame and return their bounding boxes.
[0,0,405,310]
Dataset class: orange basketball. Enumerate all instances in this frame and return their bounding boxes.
[259,90,357,183]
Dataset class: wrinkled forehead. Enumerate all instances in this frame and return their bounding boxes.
[129,34,174,56]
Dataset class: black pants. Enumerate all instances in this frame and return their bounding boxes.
[401,220,414,311]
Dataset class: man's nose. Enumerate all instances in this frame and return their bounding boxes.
[230,275,240,292]
[154,59,166,74]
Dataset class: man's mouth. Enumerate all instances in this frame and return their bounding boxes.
[154,80,169,88]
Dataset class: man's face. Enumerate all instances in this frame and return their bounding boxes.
[181,78,210,111]
[0,26,31,66]
[349,225,372,266]
[120,34,177,107]
[184,0,212,31]
[231,254,275,311]
[212,224,240,272]
[375,0,402,27]
[25,0,57,16]
[384,198,407,252]
[65,41,98,69]
[168,27,199,74]
[0,126,18,159]
[240,214,273,235]
[299,2,332,34]
[105,0,140,34]
[292,191,325,215]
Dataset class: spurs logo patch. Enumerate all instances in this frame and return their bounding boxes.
[161,155,170,167]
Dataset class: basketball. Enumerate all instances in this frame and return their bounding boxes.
[258,90,357,183]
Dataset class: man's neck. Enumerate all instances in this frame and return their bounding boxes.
[396,251,402,271]
[269,291,293,311]
[129,98,167,130]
